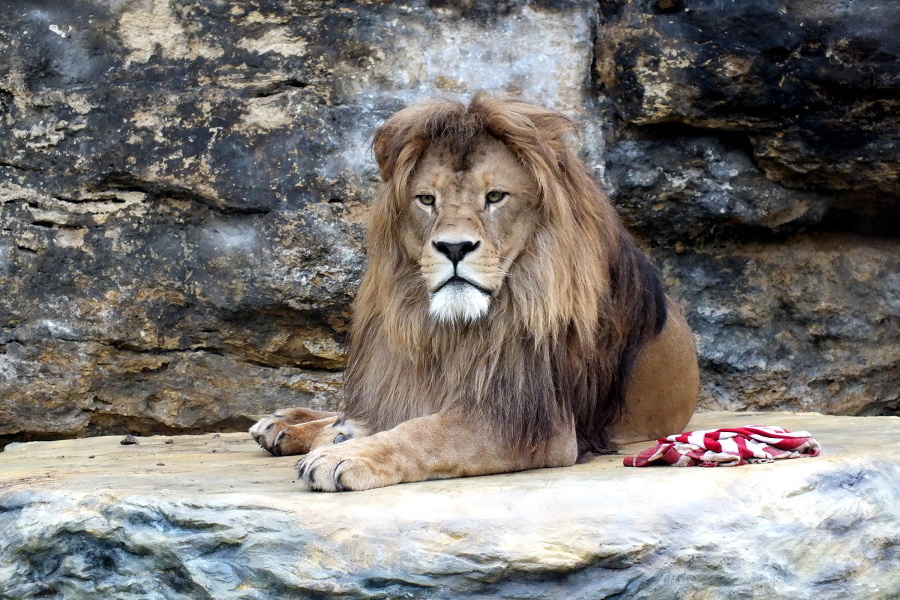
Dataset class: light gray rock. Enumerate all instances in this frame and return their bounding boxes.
[1,412,899,599]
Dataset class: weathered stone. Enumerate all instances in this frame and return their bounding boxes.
[654,235,900,415]
[596,0,900,198]
[1,412,899,599]
[0,339,343,444]
[1,0,898,445]
[605,133,832,239]
[595,0,900,247]
[593,0,899,417]
[0,199,358,442]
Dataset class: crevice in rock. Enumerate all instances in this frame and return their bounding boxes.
[242,358,288,370]
[82,413,256,439]
[233,351,345,372]
[95,338,227,359]
[0,431,79,451]
[29,219,85,230]
[249,78,310,98]
[0,160,45,174]
[52,193,132,206]
[98,173,271,216]
[808,200,900,239]
[587,0,602,94]
[624,120,757,156]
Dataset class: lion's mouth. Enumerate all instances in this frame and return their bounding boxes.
[433,275,493,297]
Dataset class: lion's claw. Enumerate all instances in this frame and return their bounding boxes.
[271,430,287,455]
[249,409,345,457]
[296,443,392,492]
[296,452,346,492]
[249,415,286,455]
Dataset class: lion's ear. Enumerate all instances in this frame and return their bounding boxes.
[373,122,399,182]
[372,102,433,183]
[372,118,427,183]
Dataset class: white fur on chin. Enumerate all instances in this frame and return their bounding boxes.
[428,284,490,324]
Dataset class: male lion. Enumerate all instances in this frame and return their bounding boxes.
[251,95,700,491]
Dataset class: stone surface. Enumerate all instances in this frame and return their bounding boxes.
[596,0,900,201]
[654,234,900,415]
[595,0,900,241]
[592,0,900,418]
[1,412,899,599]
[1,0,898,444]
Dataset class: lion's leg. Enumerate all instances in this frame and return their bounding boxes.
[250,408,339,456]
[296,411,578,492]
[259,407,337,425]
[612,298,700,444]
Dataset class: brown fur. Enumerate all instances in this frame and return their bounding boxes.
[347,94,667,453]
[250,94,699,490]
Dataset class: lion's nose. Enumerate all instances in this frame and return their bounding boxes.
[433,240,480,264]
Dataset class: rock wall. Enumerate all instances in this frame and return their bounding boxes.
[1,0,897,444]
[595,0,900,413]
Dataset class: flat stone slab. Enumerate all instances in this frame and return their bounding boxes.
[1,412,898,599]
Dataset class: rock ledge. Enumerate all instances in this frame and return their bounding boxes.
[1,412,898,600]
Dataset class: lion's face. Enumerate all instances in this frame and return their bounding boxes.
[401,136,540,323]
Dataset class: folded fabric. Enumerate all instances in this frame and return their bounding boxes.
[623,426,821,467]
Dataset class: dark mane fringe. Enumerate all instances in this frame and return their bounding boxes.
[574,234,668,454]
[344,94,669,456]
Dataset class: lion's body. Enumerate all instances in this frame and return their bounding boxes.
[251,95,699,491]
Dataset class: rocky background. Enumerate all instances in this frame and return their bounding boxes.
[0,0,897,446]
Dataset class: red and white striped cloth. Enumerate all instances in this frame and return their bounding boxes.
[623,426,821,467]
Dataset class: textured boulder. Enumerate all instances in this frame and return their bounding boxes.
[1,0,898,444]
[654,234,900,415]
[596,0,900,414]
[2,412,899,599]
[597,0,900,203]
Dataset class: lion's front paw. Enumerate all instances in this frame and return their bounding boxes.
[296,442,400,492]
[250,409,336,456]
[249,414,293,456]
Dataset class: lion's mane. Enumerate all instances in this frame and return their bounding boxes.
[341,95,667,454]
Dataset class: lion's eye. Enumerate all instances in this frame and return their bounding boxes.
[485,190,508,205]
[416,194,436,207]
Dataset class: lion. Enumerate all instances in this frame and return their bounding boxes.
[250,94,700,492]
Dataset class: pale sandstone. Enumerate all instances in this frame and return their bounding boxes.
[1,412,898,599]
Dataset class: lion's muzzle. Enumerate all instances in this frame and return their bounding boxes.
[426,237,495,323]
[434,275,493,297]
[432,239,480,265]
